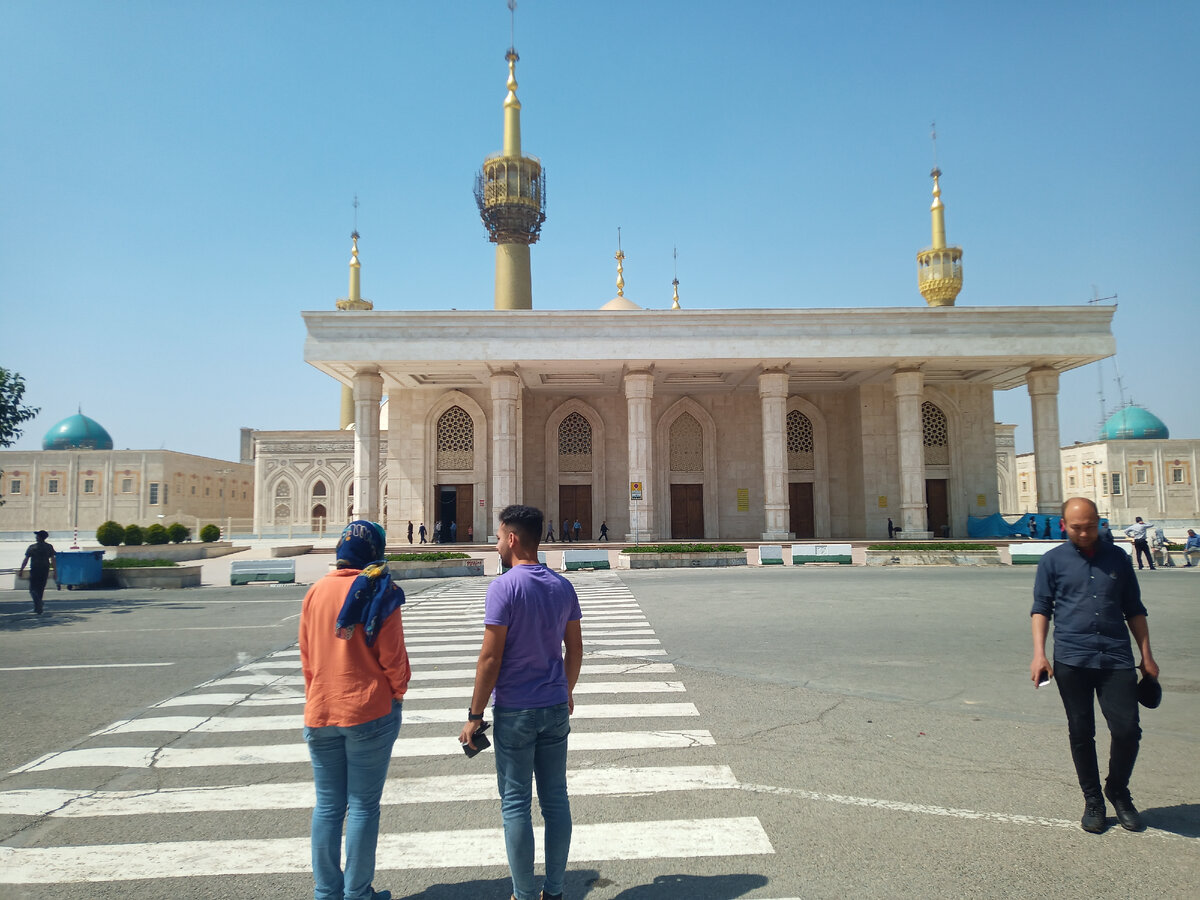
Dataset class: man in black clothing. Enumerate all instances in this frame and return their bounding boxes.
[1031,497,1159,834]
[18,530,56,616]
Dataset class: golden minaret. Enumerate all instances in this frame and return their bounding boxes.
[475,45,546,310]
[336,231,373,429]
[916,167,963,306]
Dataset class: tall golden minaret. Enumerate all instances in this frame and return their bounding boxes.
[916,135,963,306]
[336,231,373,428]
[475,39,546,310]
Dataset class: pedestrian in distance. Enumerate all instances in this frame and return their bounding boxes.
[1183,529,1200,567]
[450,520,458,543]
[1029,518,1038,539]
[1097,518,1115,545]
[434,520,442,544]
[300,520,410,900]
[418,522,427,544]
[1151,525,1173,567]
[407,521,414,544]
[562,517,571,543]
[1124,516,1156,570]
[468,524,474,542]
[18,530,55,616]
[545,521,556,542]
[1031,497,1159,834]
[1043,518,1052,539]
[599,521,609,541]
[887,517,895,539]
[573,519,581,542]
[460,505,583,900]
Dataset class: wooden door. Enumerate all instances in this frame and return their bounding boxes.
[670,484,704,539]
[558,485,593,540]
[789,482,815,538]
[455,484,473,541]
[926,478,950,538]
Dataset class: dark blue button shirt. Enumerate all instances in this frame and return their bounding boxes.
[1032,540,1146,669]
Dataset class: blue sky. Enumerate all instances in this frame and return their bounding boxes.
[2,1,1197,459]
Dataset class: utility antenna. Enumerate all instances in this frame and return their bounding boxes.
[930,121,938,169]
[352,194,359,238]
[1087,287,1119,435]
[508,0,517,52]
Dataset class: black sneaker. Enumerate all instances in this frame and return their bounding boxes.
[1104,787,1145,831]
[1081,797,1107,833]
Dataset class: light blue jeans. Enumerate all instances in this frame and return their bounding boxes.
[304,700,402,900]
[493,702,572,900]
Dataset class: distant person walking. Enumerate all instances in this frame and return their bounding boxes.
[1029,518,1038,539]
[573,519,582,542]
[599,521,609,541]
[18,530,55,616]
[450,520,458,543]
[562,518,571,544]
[1124,517,1156,570]
[887,517,895,539]
[407,521,414,545]
[434,521,442,544]
[1043,518,1052,539]
[418,523,427,544]
[545,521,556,542]
[300,520,410,900]
[460,505,583,900]
[1098,519,1115,545]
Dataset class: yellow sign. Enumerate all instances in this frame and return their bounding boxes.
[630,481,643,500]
[737,488,749,512]
[977,494,987,507]
[878,495,888,508]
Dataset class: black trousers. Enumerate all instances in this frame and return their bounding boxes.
[28,568,49,614]
[1133,538,1155,569]
[1055,662,1141,799]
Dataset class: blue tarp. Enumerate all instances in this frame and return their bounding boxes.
[968,513,1109,539]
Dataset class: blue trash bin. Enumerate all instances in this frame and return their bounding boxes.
[55,550,104,589]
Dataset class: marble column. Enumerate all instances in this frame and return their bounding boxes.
[624,371,657,541]
[352,369,384,522]
[893,369,932,538]
[490,372,521,535]
[758,370,792,540]
[1027,367,1063,515]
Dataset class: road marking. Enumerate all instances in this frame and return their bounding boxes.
[0,817,772,883]
[12,730,716,771]
[0,663,175,671]
[0,765,739,817]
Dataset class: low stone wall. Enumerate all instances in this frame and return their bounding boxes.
[757,545,784,565]
[563,549,611,571]
[110,565,203,588]
[270,545,313,558]
[863,549,1003,567]
[390,558,486,580]
[110,542,240,563]
[618,551,747,570]
[792,543,854,565]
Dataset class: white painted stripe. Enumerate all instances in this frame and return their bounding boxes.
[12,730,715,772]
[586,648,667,657]
[584,638,661,646]
[0,817,771,883]
[66,624,297,635]
[0,663,174,672]
[0,765,738,818]
[406,639,660,654]
[93,702,698,734]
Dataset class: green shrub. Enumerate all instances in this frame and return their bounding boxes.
[167,522,190,543]
[867,543,997,551]
[124,524,144,546]
[621,543,745,554]
[385,552,473,562]
[96,520,124,546]
[145,523,170,545]
[102,558,178,568]
[199,524,220,542]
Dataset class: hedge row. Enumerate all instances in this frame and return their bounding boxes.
[95,521,219,546]
[621,544,745,554]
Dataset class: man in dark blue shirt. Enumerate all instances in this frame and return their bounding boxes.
[1031,497,1159,834]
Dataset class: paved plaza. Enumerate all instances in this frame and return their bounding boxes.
[0,565,1196,899]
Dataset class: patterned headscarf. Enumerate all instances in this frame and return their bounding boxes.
[334,520,405,647]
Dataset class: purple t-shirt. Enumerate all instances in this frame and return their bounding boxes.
[485,563,582,709]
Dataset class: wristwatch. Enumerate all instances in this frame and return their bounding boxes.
[467,710,484,721]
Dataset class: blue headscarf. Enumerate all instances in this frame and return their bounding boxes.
[334,520,405,647]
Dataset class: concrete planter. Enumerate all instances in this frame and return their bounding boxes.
[390,558,486,580]
[110,542,239,563]
[270,544,313,558]
[618,551,747,570]
[863,549,1003,567]
[109,565,203,588]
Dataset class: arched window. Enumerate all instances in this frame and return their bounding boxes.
[437,406,474,470]
[922,402,949,465]
[273,482,291,524]
[347,483,354,519]
[558,412,593,472]
[669,413,704,472]
[312,480,327,498]
[787,410,815,470]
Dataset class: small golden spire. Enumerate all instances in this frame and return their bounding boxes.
[615,228,625,297]
[670,246,681,309]
[336,230,373,311]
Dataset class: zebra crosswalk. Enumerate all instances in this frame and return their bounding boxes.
[0,573,780,896]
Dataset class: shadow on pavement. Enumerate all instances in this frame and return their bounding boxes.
[1143,802,1200,838]
[0,592,165,630]
[609,873,770,899]
[397,870,600,899]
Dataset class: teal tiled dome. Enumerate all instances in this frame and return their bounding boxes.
[42,413,114,450]
[1100,406,1169,441]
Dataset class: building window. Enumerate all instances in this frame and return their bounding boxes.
[787,410,815,470]
[205,487,210,496]
[83,478,95,493]
[1134,467,1147,484]
[47,478,60,494]
[163,485,168,506]
[149,483,160,505]
[1020,477,1028,493]
[921,402,949,466]
[191,485,196,495]
[1171,467,1184,484]
[1067,474,1076,488]
[122,478,133,493]
[10,479,21,494]
[436,406,474,470]
[1101,473,1109,495]
[242,491,247,500]
[219,488,223,498]
[1084,470,1093,487]
[669,413,704,472]
[558,412,593,472]
[1111,473,1122,495]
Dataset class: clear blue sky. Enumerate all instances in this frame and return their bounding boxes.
[3,1,1197,459]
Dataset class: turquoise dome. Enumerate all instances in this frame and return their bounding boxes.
[1100,406,1169,441]
[42,413,114,450]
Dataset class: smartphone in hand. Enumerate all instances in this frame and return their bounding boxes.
[1036,670,1051,688]
[462,721,491,758]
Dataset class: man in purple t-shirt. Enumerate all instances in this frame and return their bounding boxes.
[460,505,583,900]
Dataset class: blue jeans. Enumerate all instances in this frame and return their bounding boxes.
[493,702,572,900]
[304,701,402,900]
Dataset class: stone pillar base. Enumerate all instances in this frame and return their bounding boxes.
[893,531,934,540]
[624,533,659,543]
[761,532,794,541]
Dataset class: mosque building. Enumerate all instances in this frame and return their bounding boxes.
[252,40,1118,542]
[0,411,254,537]
[1007,405,1200,526]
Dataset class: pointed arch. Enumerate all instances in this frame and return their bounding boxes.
[267,473,298,526]
[655,397,718,539]
[424,390,489,544]
[921,387,965,538]
[786,395,832,537]
[545,398,607,538]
